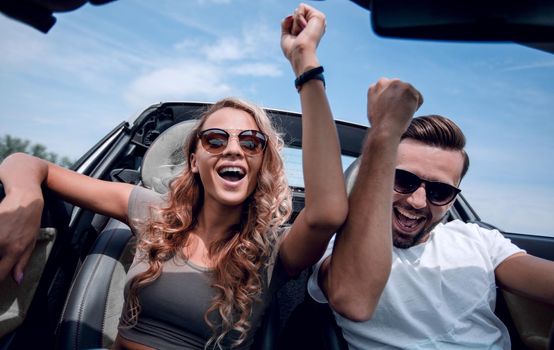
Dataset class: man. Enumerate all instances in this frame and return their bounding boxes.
[308,78,554,349]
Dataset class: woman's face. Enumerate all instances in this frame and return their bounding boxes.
[190,107,264,208]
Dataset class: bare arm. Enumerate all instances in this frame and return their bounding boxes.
[278,4,348,276]
[0,152,133,282]
[496,252,554,305]
[320,79,423,321]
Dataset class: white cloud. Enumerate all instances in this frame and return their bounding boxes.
[174,38,204,51]
[125,61,234,107]
[133,1,232,38]
[201,37,246,61]
[502,60,554,71]
[31,117,65,126]
[124,17,283,106]
[2,4,284,109]
[0,18,49,67]
[199,19,280,62]
[196,0,232,4]
[230,63,282,77]
[1,13,167,96]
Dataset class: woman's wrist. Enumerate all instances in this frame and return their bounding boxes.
[290,47,320,76]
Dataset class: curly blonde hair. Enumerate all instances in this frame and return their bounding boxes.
[124,98,292,348]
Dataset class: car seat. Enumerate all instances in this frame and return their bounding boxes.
[56,120,279,349]
[502,290,554,350]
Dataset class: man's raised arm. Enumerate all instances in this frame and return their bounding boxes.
[318,78,423,321]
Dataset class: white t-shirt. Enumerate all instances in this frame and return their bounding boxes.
[308,220,524,350]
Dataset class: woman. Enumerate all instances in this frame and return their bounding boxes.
[0,4,347,349]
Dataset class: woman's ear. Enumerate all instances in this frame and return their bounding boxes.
[190,152,199,173]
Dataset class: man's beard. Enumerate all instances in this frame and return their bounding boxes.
[392,215,445,249]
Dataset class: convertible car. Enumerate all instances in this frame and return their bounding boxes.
[1,104,553,350]
[1,0,553,349]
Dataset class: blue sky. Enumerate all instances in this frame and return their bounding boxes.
[1,0,553,236]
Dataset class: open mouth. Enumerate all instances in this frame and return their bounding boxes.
[217,166,246,182]
[394,207,426,232]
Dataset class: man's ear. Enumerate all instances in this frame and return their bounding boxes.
[190,153,199,173]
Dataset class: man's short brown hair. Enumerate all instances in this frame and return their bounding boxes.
[401,115,470,179]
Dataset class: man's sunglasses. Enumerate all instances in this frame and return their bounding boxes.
[198,128,267,156]
[394,169,461,206]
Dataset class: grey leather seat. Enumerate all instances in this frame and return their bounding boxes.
[57,121,193,348]
[57,219,134,349]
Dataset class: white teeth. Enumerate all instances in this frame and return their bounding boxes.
[219,166,244,175]
[397,207,423,220]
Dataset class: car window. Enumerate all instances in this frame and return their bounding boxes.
[282,147,356,188]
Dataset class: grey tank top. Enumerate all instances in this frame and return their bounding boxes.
[118,186,288,349]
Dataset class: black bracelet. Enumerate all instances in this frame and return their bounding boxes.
[294,66,325,92]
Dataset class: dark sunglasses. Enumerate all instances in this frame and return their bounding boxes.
[394,169,461,206]
[198,128,267,155]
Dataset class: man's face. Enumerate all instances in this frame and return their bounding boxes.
[392,139,465,249]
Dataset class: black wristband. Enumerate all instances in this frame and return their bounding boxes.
[294,66,325,92]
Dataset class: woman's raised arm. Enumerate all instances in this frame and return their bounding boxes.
[278,4,348,276]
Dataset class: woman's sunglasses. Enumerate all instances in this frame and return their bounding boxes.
[394,169,461,206]
[198,128,267,156]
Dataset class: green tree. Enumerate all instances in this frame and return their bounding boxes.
[0,134,74,168]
